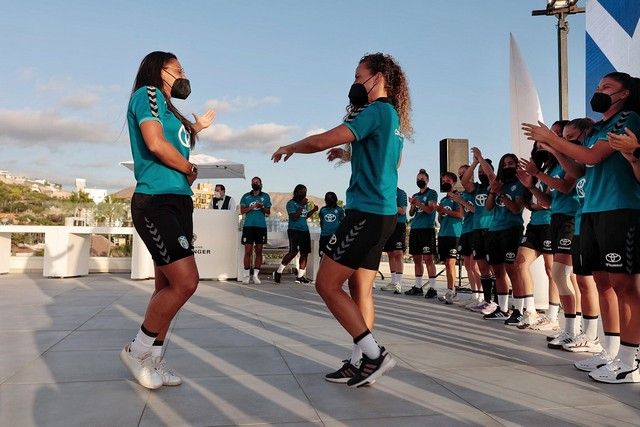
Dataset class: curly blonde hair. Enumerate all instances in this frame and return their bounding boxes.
[346,52,414,141]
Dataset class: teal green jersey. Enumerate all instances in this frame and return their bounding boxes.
[461,191,475,234]
[396,188,408,224]
[489,180,525,231]
[343,99,403,215]
[128,86,192,195]
[240,191,271,228]
[574,176,586,235]
[410,188,438,229]
[549,164,579,216]
[529,181,552,226]
[287,199,311,231]
[319,206,345,236]
[472,183,493,230]
[438,195,462,237]
[582,111,640,213]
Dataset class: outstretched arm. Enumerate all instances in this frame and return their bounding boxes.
[272,125,355,162]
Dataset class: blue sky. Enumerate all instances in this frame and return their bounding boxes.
[0,0,586,202]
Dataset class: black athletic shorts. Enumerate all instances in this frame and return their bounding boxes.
[580,209,640,274]
[383,222,407,252]
[472,228,489,261]
[550,214,574,254]
[438,236,459,260]
[571,234,589,276]
[287,229,311,254]
[131,193,194,267]
[325,210,396,270]
[319,235,332,257]
[520,223,553,254]
[487,226,524,265]
[458,232,473,256]
[409,228,436,256]
[241,226,267,245]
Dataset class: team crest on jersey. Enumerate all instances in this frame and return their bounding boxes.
[178,125,191,148]
[576,178,586,198]
[178,235,190,250]
[329,235,337,246]
[511,184,517,191]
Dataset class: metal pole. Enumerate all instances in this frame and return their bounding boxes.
[557,12,570,120]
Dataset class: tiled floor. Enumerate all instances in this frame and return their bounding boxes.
[0,273,638,427]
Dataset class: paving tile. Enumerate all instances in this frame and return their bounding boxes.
[139,375,320,426]
[488,403,640,427]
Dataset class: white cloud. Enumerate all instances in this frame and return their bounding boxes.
[198,122,295,152]
[304,128,327,137]
[204,96,280,113]
[17,67,36,81]
[60,93,100,110]
[0,109,117,145]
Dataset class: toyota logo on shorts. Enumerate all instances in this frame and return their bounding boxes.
[559,238,571,247]
[606,253,622,263]
[543,240,552,247]
[506,252,516,260]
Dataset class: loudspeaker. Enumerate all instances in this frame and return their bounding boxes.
[439,138,469,192]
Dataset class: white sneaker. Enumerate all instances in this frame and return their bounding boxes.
[380,283,398,291]
[530,316,561,331]
[241,274,250,284]
[589,359,640,383]
[469,301,489,312]
[548,330,576,349]
[481,302,498,315]
[252,275,261,284]
[516,310,539,329]
[574,349,614,372]
[444,290,456,305]
[120,344,163,389]
[154,357,182,386]
[562,333,604,353]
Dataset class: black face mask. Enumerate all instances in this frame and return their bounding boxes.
[164,69,191,100]
[348,75,375,108]
[502,167,517,181]
[531,150,549,167]
[479,175,489,186]
[416,180,427,189]
[441,183,453,193]
[296,193,307,201]
[251,184,261,191]
[590,90,624,113]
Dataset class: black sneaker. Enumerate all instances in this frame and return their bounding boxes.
[273,271,281,284]
[504,308,522,326]
[483,307,509,320]
[404,286,424,296]
[324,360,358,383]
[425,287,438,299]
[346,347,396,388]
[295,276,311,284]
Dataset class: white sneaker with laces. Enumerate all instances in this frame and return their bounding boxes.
[154,357,182,386]
[252,275,261,285]
[120,344,163,389]
[562,333,603,353]
[445,290,456,304]
[574,349,614,372]
[530,316,560,331]
[589,359,640,383]
[517,310,538,329]
[242,274,250,284]
[548,330,575,349]
[481,302,498,315]
[381,283,399,291]
[469,301,489,312]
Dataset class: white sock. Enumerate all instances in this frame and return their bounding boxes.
[603,333,621,356]
[253,269,260,278]
[498,294,509,312]
[277,264,286,274]
[583,317,599,341]
[514,297,524,313]
[429,277,436,288]
[391,272,398,284]
[575,312,582,333]
[396,273,403,284]
[617,344,639,367]
[547,304,560,322]
[130,327,156,358]
[297,269,306,278]
[565,314,577,336]
[350,344,363,366]
[244,268,251,278]
[414,276,423,288]
[356,333,381,359]
[151,344,163,358]
[524,296,536,314]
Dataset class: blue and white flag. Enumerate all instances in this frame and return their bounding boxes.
[586,0,640,119]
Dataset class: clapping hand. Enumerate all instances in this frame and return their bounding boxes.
[192,109,216,133]
[522,121,555,145]
[518,157,539,176]
[608,128,638,155]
